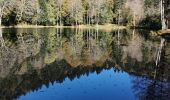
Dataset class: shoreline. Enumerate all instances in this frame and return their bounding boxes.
[0,24,126,30]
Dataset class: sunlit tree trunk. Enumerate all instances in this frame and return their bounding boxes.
[0,7,1,26]
[56,0,62,26]
[89,15,91,25]
[36,0,39,27]
[161,0,166,29]
[57,0,63,26]
[92,5,95,25]
[59,5,62,26]
[96,0,99,26]
[133,12,136,27]
[117,8,121,26]
[0,16,1,27]
[75,2,78,26]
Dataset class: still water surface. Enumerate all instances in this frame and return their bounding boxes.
[0,28,170,100]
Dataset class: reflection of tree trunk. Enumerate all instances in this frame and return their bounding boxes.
[117,29,120,45]
[0,28,2,37]
[0,28,5,47]
[117,10,121,45]
[132,29,135,39]
[153,67,158,80]
[59,28,62,38]
[88,29,91,51]
[155,38,165,67]
[96,28,98,40]
[57,28,59,37]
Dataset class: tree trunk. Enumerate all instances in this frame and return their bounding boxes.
[156,38,165,66]
[86,12,88,25]
[35,3,38,32]
[133,12,136,27]
[0,17,1,27]
[0,28,4,47]
[60,13,62,26]
[161,0,166,29]
[118,10,120,25]
[0,7,2,26]
[57,14,59,26]
[59,6,62,26]
[89,16,91,25]
[75,10,77,26]
[97,11,99,26]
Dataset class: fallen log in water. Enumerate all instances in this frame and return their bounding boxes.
[159,29,170,36]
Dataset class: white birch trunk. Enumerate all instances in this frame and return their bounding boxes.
[161,0,166,29]
[0,7,2,26]
[59,5,62,26]
[75,2,78,26]
[36,2,38,27]
[0,16,1,27]
[133,12,136,27]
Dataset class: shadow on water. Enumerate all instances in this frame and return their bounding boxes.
[0,28,170,100]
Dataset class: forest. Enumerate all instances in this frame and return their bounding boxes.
[0,0,165,29]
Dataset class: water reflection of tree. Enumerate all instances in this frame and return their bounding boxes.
[0,27,114,75]
[131,71,170,100]
[110,29,170,100]
[0,28,170,99]
[111,29,162,75]
[0,59,113,100]
[0,28,17,78]
[0,28,4,47]
[131,36,170,100]
[37,28,113,67]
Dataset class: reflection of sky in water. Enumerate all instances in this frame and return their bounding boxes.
[19,68,135,100]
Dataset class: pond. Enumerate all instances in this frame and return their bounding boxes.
[0,28,170,100]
